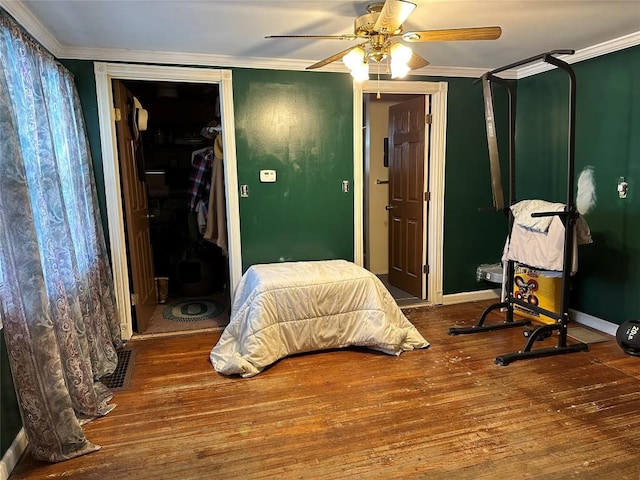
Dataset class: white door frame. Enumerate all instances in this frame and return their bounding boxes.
[94,63,242,340]
[353,80,448,304]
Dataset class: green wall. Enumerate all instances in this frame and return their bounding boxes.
[62,60,110,248]
[1,328,21,455]
[232,69,355,268]
[435,76,511,293]
[516,46,640,324]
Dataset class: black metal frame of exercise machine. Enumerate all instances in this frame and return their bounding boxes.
[448,50,589,366]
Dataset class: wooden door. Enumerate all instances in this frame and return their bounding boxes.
[113,80,156,332]
[388,96,427,297]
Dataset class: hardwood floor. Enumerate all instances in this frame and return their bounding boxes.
[9,301,640,479]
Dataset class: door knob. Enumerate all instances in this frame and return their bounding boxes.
[385,205,394,210]
[146,214,156,219]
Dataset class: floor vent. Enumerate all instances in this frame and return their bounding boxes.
[101,348,136,391]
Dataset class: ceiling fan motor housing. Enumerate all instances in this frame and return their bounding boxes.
[355,3,403,37]
[354,12,380,37]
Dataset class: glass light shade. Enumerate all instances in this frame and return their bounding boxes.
[391,62,410,78]
[350,62,370,82]
[343,47,366,70]
[390,43,412,79]
[390,43,412,63]
[343,47,369,82]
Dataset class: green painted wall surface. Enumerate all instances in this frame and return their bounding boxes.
[233,69,355,269]
[516,46,640,324]
[1,328,22,456]
[430,76,511,294]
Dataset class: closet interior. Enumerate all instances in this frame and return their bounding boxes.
[122,80,229,332]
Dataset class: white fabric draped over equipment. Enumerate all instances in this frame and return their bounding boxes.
[210,260,429,377]
[502,199,592,274]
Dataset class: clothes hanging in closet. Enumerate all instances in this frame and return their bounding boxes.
[203,134,227,255]
[187,134,227,255]
[188,146,213,231]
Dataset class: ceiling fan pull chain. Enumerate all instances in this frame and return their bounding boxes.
[377,62,381,99]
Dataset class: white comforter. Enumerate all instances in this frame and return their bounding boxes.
[210,260,429,377]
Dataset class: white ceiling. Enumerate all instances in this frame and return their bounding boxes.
[3,0,640,77]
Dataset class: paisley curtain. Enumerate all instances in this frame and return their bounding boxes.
[0,10,122,462]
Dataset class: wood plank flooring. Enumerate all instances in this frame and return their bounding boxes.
[9,301,640,479]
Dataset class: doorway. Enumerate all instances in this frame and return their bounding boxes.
[118,79,230,335]
[363,92,428,307]
[94,64,242,341]
[354,80,448,306]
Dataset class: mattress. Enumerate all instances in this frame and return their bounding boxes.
[210,260,429,377]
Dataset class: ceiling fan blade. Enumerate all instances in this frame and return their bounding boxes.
[407,51,429,70]
[306,43,368,70]
[402,26,502,42]
[374,0,417,34]
[265,34,358,41]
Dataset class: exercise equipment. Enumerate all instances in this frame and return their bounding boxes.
[448,50,589,365]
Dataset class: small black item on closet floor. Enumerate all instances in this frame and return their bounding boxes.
[171,240,225,297]
[616,320,640,356]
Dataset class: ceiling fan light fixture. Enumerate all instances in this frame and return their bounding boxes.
[267,0,502,78]
[351,63,370,82]
[343,47,370,82]
[390,62,410,79]
[343,47,365,69]
[390,42,412,62]
[390,42,412,78]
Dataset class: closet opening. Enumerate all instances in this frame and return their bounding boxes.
[120,79,230,335]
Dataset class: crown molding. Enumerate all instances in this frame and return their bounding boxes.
[65,45,330,73]
[515,31,640,79]
[419,65,516,79]
[0,0,62,56]
[62,45,503,79]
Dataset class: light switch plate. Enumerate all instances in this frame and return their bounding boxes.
[260,169,277,183]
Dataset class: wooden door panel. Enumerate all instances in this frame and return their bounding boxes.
[390,215,403,272]
[407,144,422,202]
[113,80,156,332]
[406,218,420,278]
[388,96,426,297]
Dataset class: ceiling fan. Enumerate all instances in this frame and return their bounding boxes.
[265,0,502,79]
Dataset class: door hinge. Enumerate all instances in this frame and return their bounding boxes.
[424,191,430,202]
[113,107,122,122]
[425,114,433,124]
[131,293,138,306]
[423,265,429,274]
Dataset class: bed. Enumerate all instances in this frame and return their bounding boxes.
[210,260,429,377]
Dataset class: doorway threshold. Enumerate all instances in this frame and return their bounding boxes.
[138,291,230,336]
[377,274,431,309]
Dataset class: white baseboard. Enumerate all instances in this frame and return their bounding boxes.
[569,309,618,337]
[0,428,27,480]
[442,288,500,305]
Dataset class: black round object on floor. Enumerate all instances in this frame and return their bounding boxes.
[616,320,640,356]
